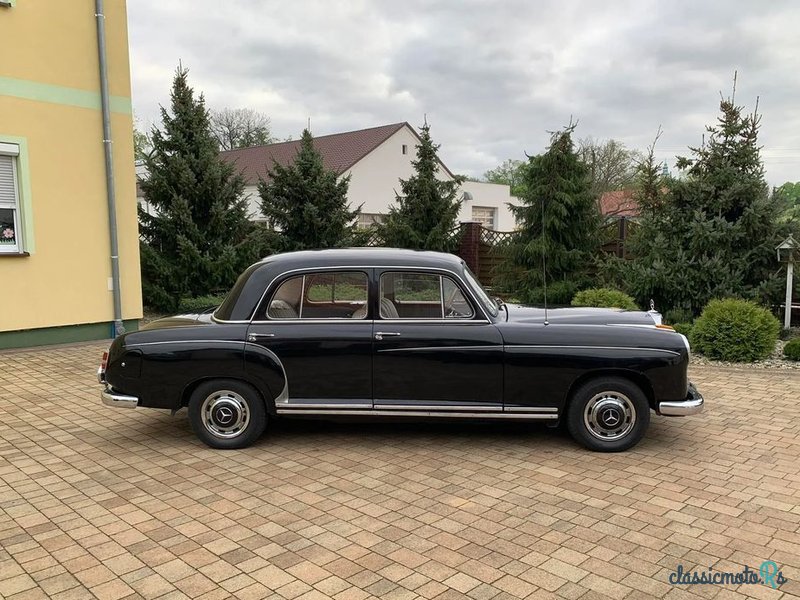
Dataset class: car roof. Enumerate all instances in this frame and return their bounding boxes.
[256,248,466,271]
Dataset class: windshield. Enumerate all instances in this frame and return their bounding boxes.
[462,264,499,318]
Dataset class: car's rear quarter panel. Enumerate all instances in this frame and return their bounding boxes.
[106,323,285,410]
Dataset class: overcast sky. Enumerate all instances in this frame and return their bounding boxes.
[127,0,800,185]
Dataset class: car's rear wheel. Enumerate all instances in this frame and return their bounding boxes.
[188,379,266,449]
[566,376,650,452]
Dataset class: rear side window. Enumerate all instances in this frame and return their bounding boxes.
[265,271,368,319]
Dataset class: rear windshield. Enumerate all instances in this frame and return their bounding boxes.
[214,263,260,321]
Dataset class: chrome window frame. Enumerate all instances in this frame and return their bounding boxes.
[378,270,477,322]
[212,264,492,325]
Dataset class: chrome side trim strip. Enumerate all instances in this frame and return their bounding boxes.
[127,339,246,347]
[372,319,491,325]
[280,402,372,409]
[504,406,558,413]
[506,345,681,356]
[377,345,502,353]
[373,404,500,412]
[250,319,376,325]
[276,408,558,420]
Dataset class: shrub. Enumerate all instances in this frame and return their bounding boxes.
[784,338,800,361]
[673,323,694,338]
[571,288,638,311]
[690,299,780,362]
[664,307,694,325]
[178,294,226,313]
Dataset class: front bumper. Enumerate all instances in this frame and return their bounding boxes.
[658,382,704,416]
[101,387,139,409]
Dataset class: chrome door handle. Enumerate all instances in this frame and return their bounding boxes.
[374,332,401,341]
[248,333,275,342]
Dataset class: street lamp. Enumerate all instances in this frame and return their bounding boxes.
[776,234,798,329]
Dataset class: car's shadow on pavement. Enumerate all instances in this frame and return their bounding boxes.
[108,406,693,456]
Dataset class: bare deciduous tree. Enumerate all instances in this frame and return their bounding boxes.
[210,107,274,150]
[577,137,643,200]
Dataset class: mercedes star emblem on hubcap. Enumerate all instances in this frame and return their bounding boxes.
[216,406,234,424]
[601,408,620,427]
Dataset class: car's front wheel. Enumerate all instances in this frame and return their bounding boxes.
[566,377,650,452]
[188,379,267,449]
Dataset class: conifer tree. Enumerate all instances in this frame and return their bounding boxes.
[258,129,359,251]
[618,93,789,315]
[499,125,599,304]
[138,66,260,311]
[380,123,464,251]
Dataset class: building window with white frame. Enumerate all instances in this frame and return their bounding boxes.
[357,213,386,229]
[0,143,22,253]
[471,206,496,230]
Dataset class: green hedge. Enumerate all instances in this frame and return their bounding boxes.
[784,338,800,361]
[664,308,694,325]
[673,323,694,338]
[690,299,780,362]
[571,288,638,311]
[178,294,227,313]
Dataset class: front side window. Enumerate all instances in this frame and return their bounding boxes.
[379,272,474,319]
[462,265,498,318]
[266,271,368,319]
[0,147,22,253]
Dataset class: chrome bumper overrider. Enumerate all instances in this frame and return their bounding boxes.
[101,387,139,409]
[658,383,704,416]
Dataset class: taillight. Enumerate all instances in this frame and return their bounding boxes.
[100,351,109,371]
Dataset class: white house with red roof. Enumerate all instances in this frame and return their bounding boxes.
[219,122,519,231]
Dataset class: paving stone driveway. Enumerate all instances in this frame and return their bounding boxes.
[0,342,798,600]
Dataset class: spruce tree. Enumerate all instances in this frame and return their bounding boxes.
[499,125,599,304]
[380,123,464,251]
[258,129,359,251]
[618,95,789,315]
[138,66,260,311]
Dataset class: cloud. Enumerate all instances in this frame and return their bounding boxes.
[128,0,800,184]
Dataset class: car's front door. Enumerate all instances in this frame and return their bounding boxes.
[246,269,373,408]
[371,270,504,410]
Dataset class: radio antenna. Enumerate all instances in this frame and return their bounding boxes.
[541,195,549,326]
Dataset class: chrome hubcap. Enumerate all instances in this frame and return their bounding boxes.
[584,391,636,441]
[201,390,249,438]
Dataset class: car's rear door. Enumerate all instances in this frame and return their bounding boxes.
[246,269,373,408]
[371,269,504,410]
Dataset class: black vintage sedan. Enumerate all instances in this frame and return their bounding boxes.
[99,248,703,452]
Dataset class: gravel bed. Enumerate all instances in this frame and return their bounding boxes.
[691,339,800,369]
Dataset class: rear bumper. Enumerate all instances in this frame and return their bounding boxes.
[101,387,139,409]
[658,383,704,416]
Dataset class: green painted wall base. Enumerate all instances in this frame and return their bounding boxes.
[0,320,139,350]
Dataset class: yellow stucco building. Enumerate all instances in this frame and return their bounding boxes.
[0,0,142,348]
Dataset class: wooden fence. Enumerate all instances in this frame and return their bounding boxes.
[361,217,632,286]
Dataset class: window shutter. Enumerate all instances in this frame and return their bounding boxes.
[0,155,16,207]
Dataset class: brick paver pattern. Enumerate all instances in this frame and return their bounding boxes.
[0,342,798,600]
